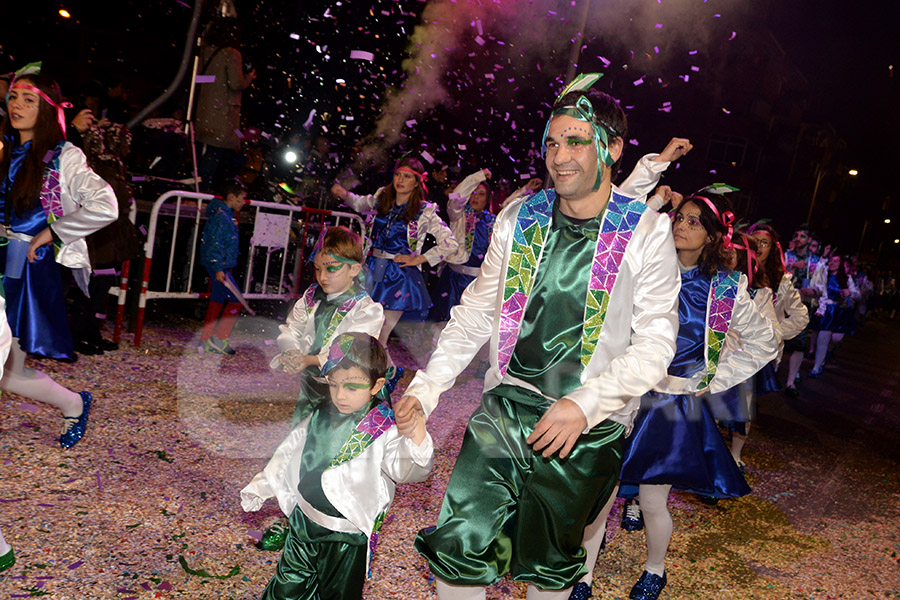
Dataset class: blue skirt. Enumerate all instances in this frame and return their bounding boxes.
[429,266,475,322]
[619,391,750,498]
[753,362,780,396]
[0,243,74,360]
[366,256,432,313]
[818,304,853,333]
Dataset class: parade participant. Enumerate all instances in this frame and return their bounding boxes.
[255,226,384,552]
[0,73,117,448]
[241,332,433,600]
[396,74,685,600]
[783,226,821,395]
[716,223,808,468]
[331,157,458,347]
[429,168,495,323]
[198,178,248,355]
[578,196,776,600]
[809,254,859,377]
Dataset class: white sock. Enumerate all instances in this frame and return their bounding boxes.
[434,578,486,600]
[813,330,831,371]
[786,351,803,387]
[577,484,618,585]
[1,341,81,418]
[526,585,572,600]
[0,529,9,555]
[639,484,672,576]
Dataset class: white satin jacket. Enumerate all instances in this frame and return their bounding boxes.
[240,414,433,571]
[405,186,681,431]
[654,272,779,395]
[45,143,118,270]
[774,274,809,361]
[270,285,384,370]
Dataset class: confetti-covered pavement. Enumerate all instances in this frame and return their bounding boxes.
[1,310,898,599]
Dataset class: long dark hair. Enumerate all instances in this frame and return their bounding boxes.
[0,74,65,217]
[377,157,426,224]
[830,255,849,289]
[750,223,784,292]
[677,195,734,277]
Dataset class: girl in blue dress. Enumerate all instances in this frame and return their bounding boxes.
[0,74,117,448]
[430,168,495,323]
[809,254,859,377]
[571,194,777,600]
[331,157,457,346]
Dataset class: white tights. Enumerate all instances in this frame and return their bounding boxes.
[0,340,81,419]
[813,330,843,371]
[0,528,9,555]
[639,484,672,576]
[786,350,804,388]
[379,310,404,347]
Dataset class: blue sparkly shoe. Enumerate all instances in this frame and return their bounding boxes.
[0,547,14,572]
[807,367,823,379]
[568,581,592,600]
[59,392,92,449]
[621,498,644,531]
[629,570,666,600]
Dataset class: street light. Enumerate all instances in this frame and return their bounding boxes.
[895,239,899,244]
[849,169,858,176]
[886,219,892,224]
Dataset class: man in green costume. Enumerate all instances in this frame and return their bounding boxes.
[396,77,684,599]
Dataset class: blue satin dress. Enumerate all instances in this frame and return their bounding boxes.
[0,141,75,360]
[429,210,494,322]
[365,204,431,313]
[619,267,750,498]
[818,273,853,333]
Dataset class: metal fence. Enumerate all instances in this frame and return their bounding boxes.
[116,190,365,346]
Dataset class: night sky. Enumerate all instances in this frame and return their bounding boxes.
[3,0,898,259]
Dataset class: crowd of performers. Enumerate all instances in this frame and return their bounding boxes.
[0,67,881,600]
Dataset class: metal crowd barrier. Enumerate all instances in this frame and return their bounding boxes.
[115,190,365,346]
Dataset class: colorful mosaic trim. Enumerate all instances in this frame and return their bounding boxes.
[581,194,648,367]
[698,270,741,390]
[407,214,419,254]
[302,284,367,355]
[330,402,395,467]
[39,144,65,223]
[497,190,647,375]
[497,190,554,375]
[367,510,388,577]
[464,206,477,254]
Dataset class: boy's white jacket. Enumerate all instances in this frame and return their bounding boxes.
[240,411,433,570]
[405,184,681,433]
[270,285,384,370]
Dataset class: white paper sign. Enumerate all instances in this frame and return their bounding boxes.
[251,213,293,248]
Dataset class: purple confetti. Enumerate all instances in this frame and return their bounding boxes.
[68,560,84,569]
[194,75,216,84]
[19,403,39,413]
[350,50,374,61]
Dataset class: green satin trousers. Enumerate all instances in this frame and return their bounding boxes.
[415,387,624,590]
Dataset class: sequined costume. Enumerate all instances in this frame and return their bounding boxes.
[620,267,778,497]
[405,185,680,590]
[342,191,457,313]
[0,139,117,359]
[431,170,496,321]
[271,282,384,425]
[241,399,433,599]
